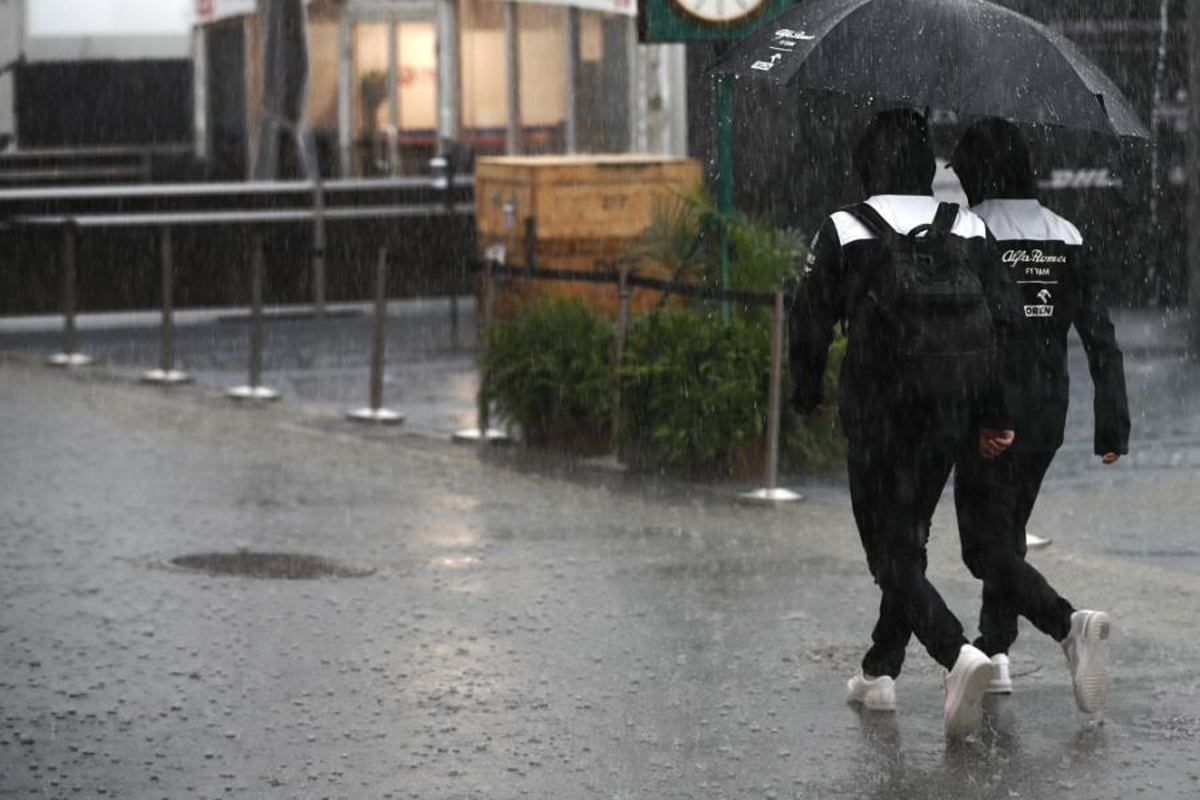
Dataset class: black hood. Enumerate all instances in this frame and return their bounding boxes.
[951,119,1038,206]
[852,109,936,197]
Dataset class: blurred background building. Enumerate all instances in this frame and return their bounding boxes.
[0,0,1194,308]
[0,0,194,183]
[192,0,688,179]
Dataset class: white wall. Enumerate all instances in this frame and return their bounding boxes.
[0,0,21,142]
[25,0,193,61]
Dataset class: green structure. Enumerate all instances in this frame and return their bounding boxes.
[639,0,796,317]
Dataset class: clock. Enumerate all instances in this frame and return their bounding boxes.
[639,0,793,42]
[668,0,768,26]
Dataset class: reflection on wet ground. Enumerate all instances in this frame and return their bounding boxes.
[1,307,1199,797]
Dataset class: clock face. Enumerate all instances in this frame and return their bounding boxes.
[669,0,767,25]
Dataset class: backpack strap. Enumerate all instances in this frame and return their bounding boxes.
[843,202,895,242]
[931,202,960,236]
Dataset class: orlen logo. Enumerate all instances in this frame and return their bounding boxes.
[1039,169,1123,190]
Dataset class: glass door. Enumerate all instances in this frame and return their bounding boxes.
[349,10,438,176]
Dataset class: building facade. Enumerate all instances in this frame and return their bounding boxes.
[193,0,688,179]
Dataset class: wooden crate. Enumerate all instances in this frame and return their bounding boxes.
[475,155,703,317]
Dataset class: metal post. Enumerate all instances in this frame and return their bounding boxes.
[311,172,327,318]
[1189,0,1200,352]
[445,154,460,350]
[48,221,91,368]
[763,291,784,490]
[739,292,802,504]
[504,1,520,156]
[387,20,401,176]
[714,73,734,323]
[227,234,280,401]
[249,240,264,386]
[565,7,579,155]
[348,246,403,424]
[611,262,631,450]
[453,254,507,443]
[142,227,191,384]
[479,256,497,433]
[436,0,461,145]
[337,12,353,177]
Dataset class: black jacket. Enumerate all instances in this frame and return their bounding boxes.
[972,199,1130,455]
[788,194,1017,439]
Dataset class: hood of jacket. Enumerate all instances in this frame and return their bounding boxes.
[951,118,1038,206]
[852,108,937,198]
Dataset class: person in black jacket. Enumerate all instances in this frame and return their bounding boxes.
[789,109,1016,741]
[950,119,1129,713]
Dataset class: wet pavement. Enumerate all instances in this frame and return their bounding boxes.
[2,303,1200,799]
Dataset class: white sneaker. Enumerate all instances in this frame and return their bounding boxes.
[986,653,1012,694]
[944,644,992,740]
[846,672,896,711]
[1026,532,1052,549]
[1063,610,1111,713]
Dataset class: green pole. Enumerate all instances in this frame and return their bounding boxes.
[714,72,734,321]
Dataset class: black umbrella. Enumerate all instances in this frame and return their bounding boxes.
[710,0,1149,140]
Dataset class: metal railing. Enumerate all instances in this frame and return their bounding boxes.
[2,173,473,421]
[0,144,194,186]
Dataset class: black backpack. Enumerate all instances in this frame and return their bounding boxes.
[845,202,995,398]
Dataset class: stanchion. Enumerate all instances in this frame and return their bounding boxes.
[611,261,631,445]
[430,153,460,349]
[453,252,507,443]
[142,226,191,385]
[311,172,327,319]
[584,261,631,473]
[347,246,403,424]
[227,233,280,402]
[739,291,803,505]
[47,220,92,368]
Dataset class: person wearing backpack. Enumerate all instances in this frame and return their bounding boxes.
[949,119,1128,713]
[789,108,1017,741]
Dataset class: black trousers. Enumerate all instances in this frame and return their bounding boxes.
[847,422,971,679]
[953,447,1074,656]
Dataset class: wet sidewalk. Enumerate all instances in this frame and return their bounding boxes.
[2,312,1200,798]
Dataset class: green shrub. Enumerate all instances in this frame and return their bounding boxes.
[479,296,616,450]
[633,188,806,308]
[726,213,807,296]
[618,307,771,474]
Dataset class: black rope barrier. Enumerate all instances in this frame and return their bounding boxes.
[472,260,786,308]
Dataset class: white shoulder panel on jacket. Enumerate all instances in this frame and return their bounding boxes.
[972,199,1083,245]
[830,195,987,245]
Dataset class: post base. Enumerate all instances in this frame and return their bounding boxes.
[737,487,805,505]
[346,407,404,425]
[142,368,192,385]
[452,427,509,444]
[226,385,281,402]
[47,352,93,368]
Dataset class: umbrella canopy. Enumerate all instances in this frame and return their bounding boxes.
[710,0,1149,140]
